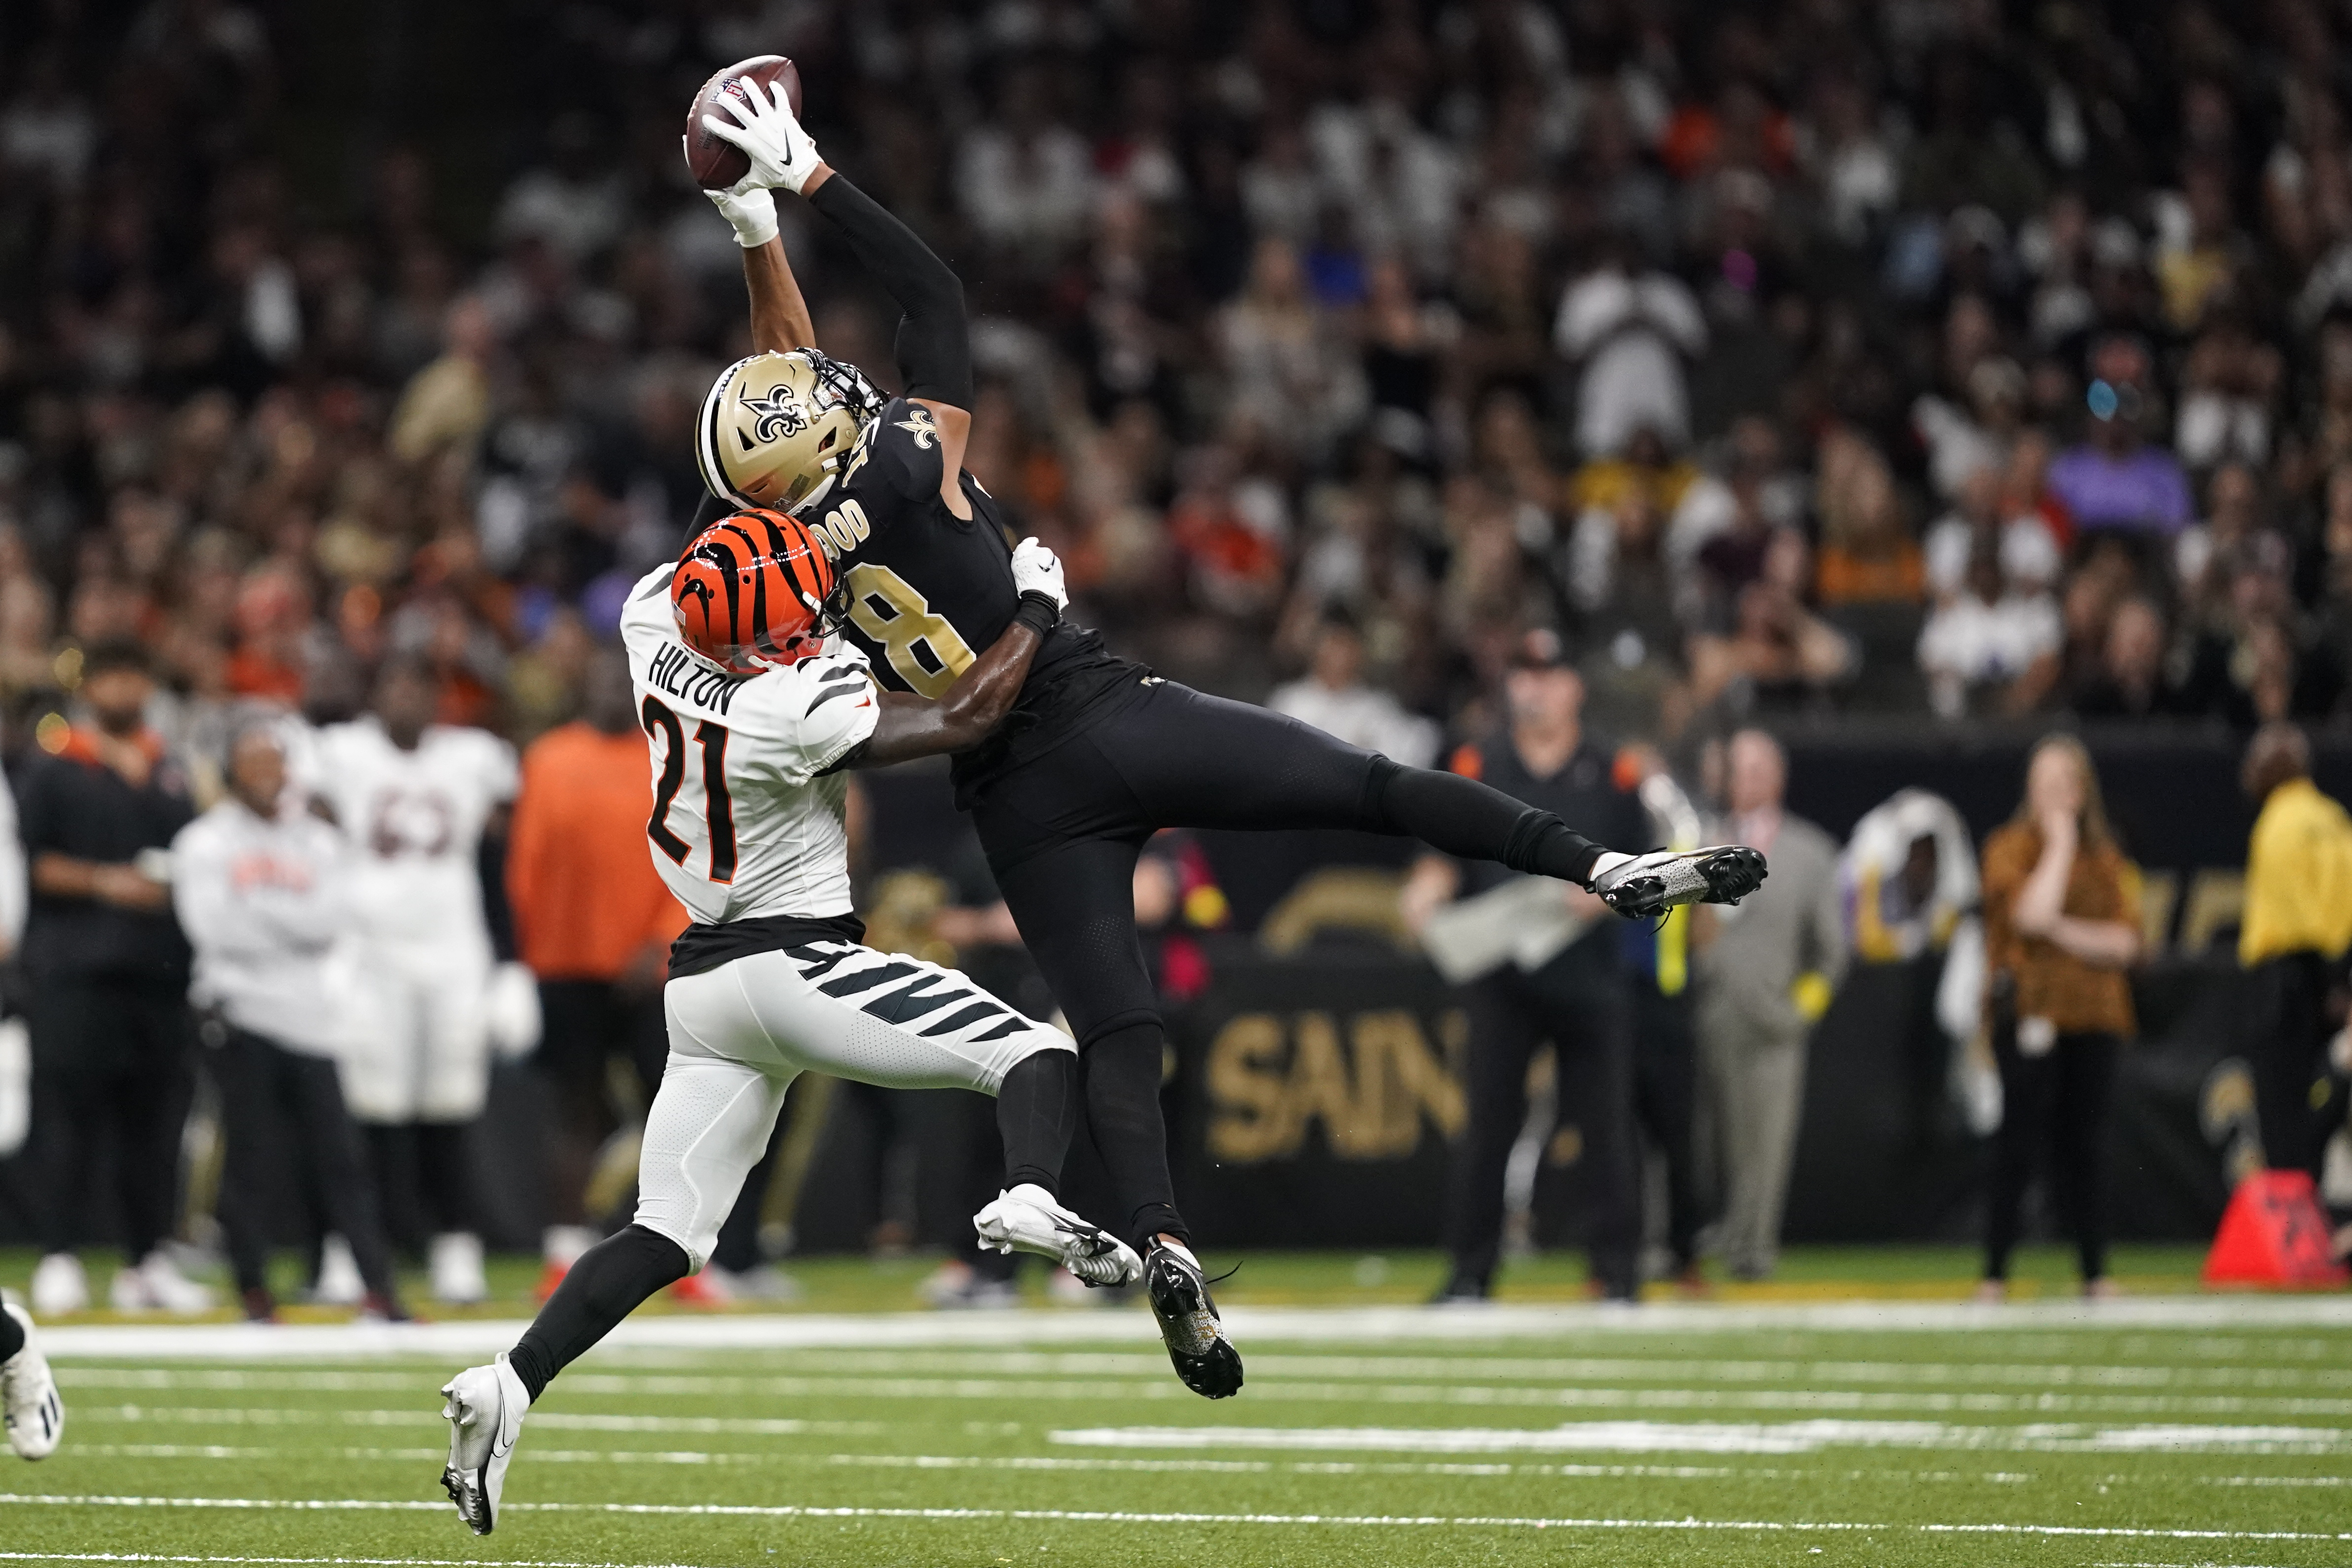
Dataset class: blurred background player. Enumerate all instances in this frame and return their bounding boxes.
[309,655,518,1305]
[504,647,687,1291]
[172,720,408,1321]
[19,640,205,1316]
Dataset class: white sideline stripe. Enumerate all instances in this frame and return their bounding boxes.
[0,1556,699,1568]
[1047,1421,2352,1456]
[4,1494,2348,1543]
[60,1355,2352,1391]
[36,1296,2352,1359]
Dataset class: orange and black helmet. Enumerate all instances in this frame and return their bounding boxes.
[671,509,848,672]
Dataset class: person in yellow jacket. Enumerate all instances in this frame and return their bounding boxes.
[2238,723,2352,1179]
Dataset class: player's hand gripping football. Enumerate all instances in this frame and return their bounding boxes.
[1011,537,1067,611]
[702,75,823,196]
[1588,845,1769,920]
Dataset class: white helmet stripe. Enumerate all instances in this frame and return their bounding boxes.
[696,356,758,508]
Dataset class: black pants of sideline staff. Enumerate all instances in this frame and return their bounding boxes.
[1983,1028,2122,1285]
[2245,951,2343,1179]
[31,979,193,1262]
[1443,952,1640,1300]
[209,1021,402,1307]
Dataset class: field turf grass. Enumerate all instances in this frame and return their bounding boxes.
[4,1245,2351,1566]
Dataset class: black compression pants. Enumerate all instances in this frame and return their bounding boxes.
[973,677,1606,1248]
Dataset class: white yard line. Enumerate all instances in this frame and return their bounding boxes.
[2,1492,2347,1543]
[57,1356,2352,1391]
[33,1296,2352,1361]
[1046,1421,2352,1456]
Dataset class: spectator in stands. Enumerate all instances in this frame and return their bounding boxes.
[2235,724,2352,1180]
[2071,596,2179,719]
[2046,337,2193,540]
[1269,616,1439,768]
[1917,537,2063,719]
[1406,631,1648,1303]
[172,719,407,1321]
[504,649,685,1290]
[1553,238,1706,460]
[1977,736,2143,1302]
[1813,431,1925,610]
[1692,729,1845,1282]
[20,640,204,1316]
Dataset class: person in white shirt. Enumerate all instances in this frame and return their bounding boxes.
[1268,618,1439,767]
[173,719,408,1322]
[308,657,518,1304]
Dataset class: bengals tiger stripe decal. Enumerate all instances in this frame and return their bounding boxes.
[670,509,841,672]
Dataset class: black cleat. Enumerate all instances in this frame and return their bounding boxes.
[1145,1241,1243,1399]
[1593,845,1769,919]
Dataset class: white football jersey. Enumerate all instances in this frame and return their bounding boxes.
[619,564,881,925]
[308,715,518,946]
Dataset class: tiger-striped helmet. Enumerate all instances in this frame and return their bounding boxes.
[670,509,848,672]
[695,348,885,517]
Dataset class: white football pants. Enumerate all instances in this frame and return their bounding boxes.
[637,938,1073,1270]
[340,936,493,1124]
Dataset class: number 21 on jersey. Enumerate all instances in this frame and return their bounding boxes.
[642,696,736,883]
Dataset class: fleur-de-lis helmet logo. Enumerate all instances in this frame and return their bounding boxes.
[741,386,810,443]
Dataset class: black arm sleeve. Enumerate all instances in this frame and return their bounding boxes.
[806,174,974,410]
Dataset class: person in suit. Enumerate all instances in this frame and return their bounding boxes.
[1694,729,1847,1281]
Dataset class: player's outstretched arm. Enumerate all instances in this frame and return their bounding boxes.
[846,541,1063,768]
[701,82,975,508]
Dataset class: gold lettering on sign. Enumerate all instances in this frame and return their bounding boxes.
[1204,1008,1467,1164]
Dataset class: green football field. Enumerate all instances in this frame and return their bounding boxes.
[5,1246,2352,1567]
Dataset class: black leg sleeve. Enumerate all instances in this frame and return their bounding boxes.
[507,1223,689,1402]
[1366,759,1605,887]
[1082,1022,1187,1249]
[996,1049,1079,1197]
[0,1300,22,1360]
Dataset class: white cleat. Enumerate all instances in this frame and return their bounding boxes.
[973,1183,1142,1287]
[1591,845,1768,919]
[430,1232,489,1306]
[1,1301,63,1459]
[110,1251,216,1314]
[440,1352,529,1534]
[28,1254,87,1317]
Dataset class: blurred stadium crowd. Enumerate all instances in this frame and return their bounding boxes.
[3,0,2352,1314]
[4,0,2352,754]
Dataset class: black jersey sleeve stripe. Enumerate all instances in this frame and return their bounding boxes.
[805,681,868,716]
[918,1001,1009,1038]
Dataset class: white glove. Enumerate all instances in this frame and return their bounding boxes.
[701,76,822,196]
[1011,537,1067,610]
[687,134,781,248]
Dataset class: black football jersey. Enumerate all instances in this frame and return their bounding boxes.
[695,397,1138,798]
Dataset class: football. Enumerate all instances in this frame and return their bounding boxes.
[684,55,804,190]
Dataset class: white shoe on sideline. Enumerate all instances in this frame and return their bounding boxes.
[440,1351,530,1534]
[110,1251,215,1314]
[313,1234,366,1306]
[974,1183,1142,1287]
[28,1255,86,1317]
[1,1301,63,1459]
[431,1232,488,1305]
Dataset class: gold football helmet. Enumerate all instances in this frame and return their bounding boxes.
[695,348,886,515]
